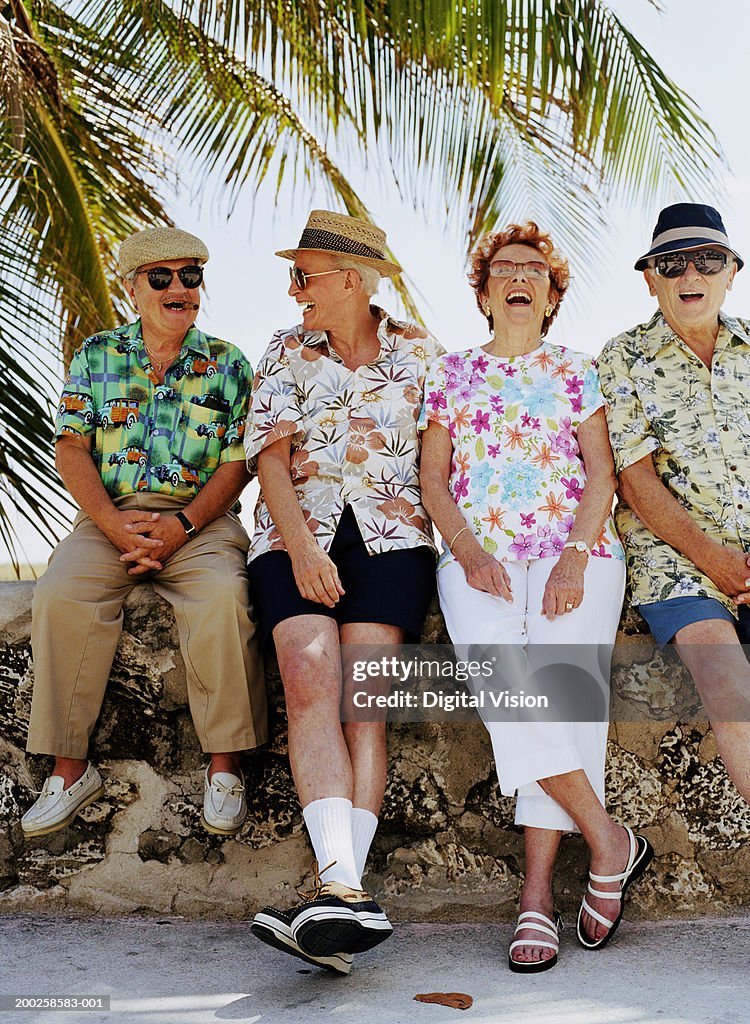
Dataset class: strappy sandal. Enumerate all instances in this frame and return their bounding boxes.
[508,909,563,973]
[577,825,654,950]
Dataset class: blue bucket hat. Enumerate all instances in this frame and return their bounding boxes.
[634,203,744,272]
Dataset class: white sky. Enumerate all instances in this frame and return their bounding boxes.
[9,0,750,564]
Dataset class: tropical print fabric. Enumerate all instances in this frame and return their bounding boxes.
[419,340,624,569]
[55,319,250,497]
[598,310,750,615]
[244,307,444,560]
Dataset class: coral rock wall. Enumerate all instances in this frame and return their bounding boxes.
[1,583,749,920]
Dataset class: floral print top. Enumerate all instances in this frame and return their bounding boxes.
[244,307,445,561]
[55,319,250,497]
[419,340,624,569]
[598,310,750,615]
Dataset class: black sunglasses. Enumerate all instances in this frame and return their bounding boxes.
[134,265,204,290]
[654,248,729,279]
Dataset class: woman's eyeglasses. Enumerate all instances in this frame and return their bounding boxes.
[489,260,550,280]
[134,266,204,290]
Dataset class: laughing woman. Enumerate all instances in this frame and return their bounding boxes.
[419,222,652,972]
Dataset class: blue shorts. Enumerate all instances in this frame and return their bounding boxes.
[638,596,750,646]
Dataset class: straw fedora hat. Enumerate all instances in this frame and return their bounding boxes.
[118,226,209,278]
[276,210,401,277]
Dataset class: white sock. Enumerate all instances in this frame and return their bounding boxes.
[302,797,360,889]
[351,807,378,882]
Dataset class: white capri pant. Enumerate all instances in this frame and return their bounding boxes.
[438,555,625,831]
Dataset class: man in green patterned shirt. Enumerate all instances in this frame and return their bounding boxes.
[22,227,267,840]
[599,203,750,806]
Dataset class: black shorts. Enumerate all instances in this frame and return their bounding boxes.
[247,505,436,645]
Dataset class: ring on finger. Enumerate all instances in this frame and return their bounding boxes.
[565,601,574,611]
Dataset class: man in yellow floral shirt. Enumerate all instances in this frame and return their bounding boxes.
[22,227,266,841]
[599,203,750,805]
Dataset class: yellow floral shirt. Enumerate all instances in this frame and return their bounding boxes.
[245,307,445,560]
[598,310,750,614]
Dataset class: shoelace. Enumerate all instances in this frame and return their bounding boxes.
[210,776,244,812]
[297,860,337,902]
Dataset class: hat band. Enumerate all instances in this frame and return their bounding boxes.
[651,225,730,248]
[296,228,386,262]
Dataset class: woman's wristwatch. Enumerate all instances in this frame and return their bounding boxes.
[563,539,590,557]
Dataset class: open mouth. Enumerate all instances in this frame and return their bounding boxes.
[505,289,532,306]
[299,301,315,314]
[163,300,199,311]
[678,291,704,303]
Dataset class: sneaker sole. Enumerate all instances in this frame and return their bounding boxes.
[294,909,393,957]
[21,785,105,839]
[200,814,245,836]
[251,917,352,975]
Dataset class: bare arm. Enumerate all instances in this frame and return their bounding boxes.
[620,452,750,600]
[257,437,344,607]
[541,408,617,618]
[419,420,511,598]
[119,460,252,576]
[55,435,163,565]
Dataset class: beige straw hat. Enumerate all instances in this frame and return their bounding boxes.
[118,227,210,278]
[276,210,401,277]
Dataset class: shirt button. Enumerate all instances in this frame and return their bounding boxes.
[722,425,730,431]
[730,464,738,472]
[738,503,744,510]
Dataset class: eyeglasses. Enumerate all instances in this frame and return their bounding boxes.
[653,249,730,278]
[133,265,204,290]
[289,266,344,290]
[489,259,550,280]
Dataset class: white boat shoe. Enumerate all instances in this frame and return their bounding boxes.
[201,768,247,835]
[21,763,104,838]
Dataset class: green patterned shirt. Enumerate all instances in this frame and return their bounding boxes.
[55,319,250,497]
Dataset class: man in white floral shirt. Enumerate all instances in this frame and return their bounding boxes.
[598,203,750,806]
[244,211,443,975]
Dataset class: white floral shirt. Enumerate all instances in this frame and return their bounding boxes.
[419,341,624,568]
[245,307,444,561]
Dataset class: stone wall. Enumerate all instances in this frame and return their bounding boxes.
[1,581,749,921]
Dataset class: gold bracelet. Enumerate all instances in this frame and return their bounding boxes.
[449,526,471,552]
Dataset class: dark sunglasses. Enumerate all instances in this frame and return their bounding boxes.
[289,266,343,290]
[653,249,729,279]
[134,265,204,290]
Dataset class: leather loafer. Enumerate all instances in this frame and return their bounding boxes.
[21,763,104,838]
[201,768,247,835]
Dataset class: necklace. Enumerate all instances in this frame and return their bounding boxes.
[144,343,180,371]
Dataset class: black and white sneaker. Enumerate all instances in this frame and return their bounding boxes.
[251,906,352,975]
[291,880,393,957]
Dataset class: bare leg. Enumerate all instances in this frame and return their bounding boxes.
[674,619,750,803]
[340,622,404,814]
[273,615,352,806]
[208,752,243,778]
[537,769,631,943]
[511,827,561,964]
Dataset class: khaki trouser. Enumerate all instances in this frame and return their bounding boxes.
[28,493,267,758]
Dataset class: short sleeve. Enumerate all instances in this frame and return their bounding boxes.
[418,355,450,431]
[597,338,659,474]
[244,336,305,476]
[54,344,95,440]
[578,359,606,424]
[220,353,252,464]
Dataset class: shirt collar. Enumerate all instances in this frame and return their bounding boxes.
[637,308,750,357]
[123,319,210,357]
[298,306,400,359]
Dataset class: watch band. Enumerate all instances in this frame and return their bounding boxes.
[563,539,590,556]
[175,511,197,539]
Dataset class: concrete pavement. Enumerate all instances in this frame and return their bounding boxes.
[0,914,748,1024]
